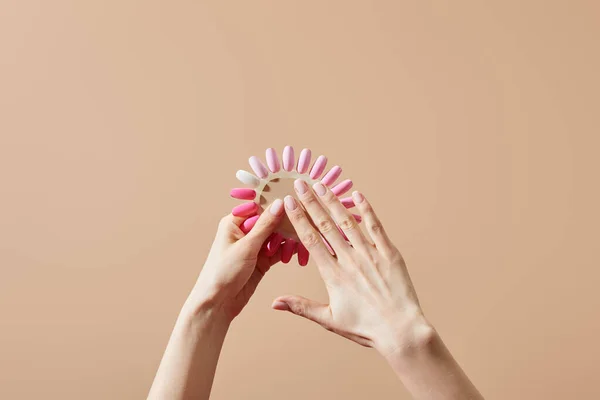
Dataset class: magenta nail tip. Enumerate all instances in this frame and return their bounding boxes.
[340,197,355,208]
[232,202,258,217]
[230,188,256,200]
[240,215,260,234]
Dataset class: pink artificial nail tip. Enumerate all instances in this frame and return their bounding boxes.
[297,148,312,173]
[331,179,353,196]
[283,146,295,171]
[309,155,327,179]
[249,156,269,178]
[340,197,355,208]
[281,239,297,263]
[230,188,256,200]
[321,166,342,186]
[232,202,258,217]
[297,243,309,266]
[266,148,281,172]
[240,215,260,234]
[266,233,283,256]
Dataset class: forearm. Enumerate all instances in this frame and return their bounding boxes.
[384,324,483,400]
[148,298,230,400]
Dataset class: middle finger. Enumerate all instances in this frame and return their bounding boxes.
[293,179,351,254]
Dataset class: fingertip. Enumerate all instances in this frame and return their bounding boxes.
[351,190,365,204]
[272,300,290,311]
[284,195,297,211]
[269,198,284,216]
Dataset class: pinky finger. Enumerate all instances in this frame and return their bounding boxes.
[351,191,396,257]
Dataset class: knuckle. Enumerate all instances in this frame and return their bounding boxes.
[302,194,319,206]
[302,231,322,249]
[338,217,358,231]
[389,248,404,263]
[317,219,336,234]
[291,303,305,316]
[219,216,230,227]
[288,210,306,224]
[322,191,337,204]
[362,203,374,214]
[369,221,383,234]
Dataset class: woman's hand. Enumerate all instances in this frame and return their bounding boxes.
[187,199,288,321]
[149,200,288,400]
[272,181,432,356]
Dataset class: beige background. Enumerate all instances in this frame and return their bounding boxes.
[1,1,599,399]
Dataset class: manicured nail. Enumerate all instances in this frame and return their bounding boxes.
[294,179,308,194]
[272,300,290,311]
[232,202,258,217]
[340,197,355,208]
[331,179,352,196]
[240,215,259,234]
[265,148,281,172]
[281,239,297,263]
[284,195,297,210]
[313,182,326,196]
[352,190,365,204]
[297,243,309,266]
[283,146,295,172]
[249,156,269,178]
[266,233,283,255]
[270,198,283,215]
[230,188,256,200]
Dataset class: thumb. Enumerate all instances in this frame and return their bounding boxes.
[272,295,331,327]
[242,199,284,247]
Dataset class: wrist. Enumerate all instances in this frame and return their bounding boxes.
[374,308,437,359]
[179,289,232,329]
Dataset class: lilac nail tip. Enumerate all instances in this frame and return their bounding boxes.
[266,148,281,172]
[283,146,295,171]
[249,156,269,178]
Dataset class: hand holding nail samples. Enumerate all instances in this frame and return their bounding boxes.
[153,147,483,400]
[230,146,358,267]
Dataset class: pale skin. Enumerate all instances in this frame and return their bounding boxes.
[148,181,483,400]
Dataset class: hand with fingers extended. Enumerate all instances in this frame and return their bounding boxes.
[272,180,483,400]
[272,180,428,355]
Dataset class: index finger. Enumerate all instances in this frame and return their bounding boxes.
[283,195,335,268]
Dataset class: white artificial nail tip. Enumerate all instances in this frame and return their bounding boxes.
[236,170,260,187]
